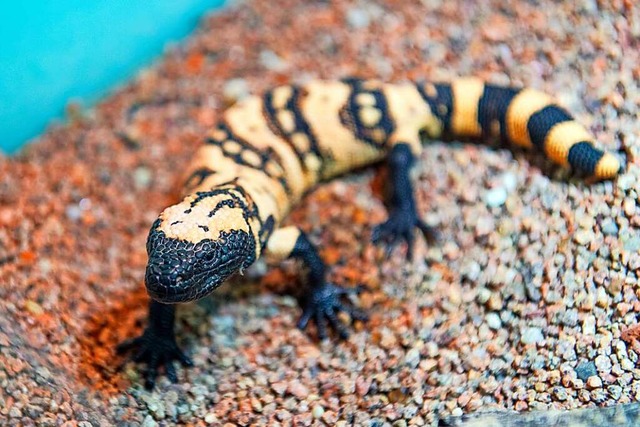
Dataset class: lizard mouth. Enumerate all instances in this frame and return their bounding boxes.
[146,279,195,304]
[146,269,224,303]
[148,288,190,304]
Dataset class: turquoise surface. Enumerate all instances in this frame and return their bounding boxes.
[0,0,226,154]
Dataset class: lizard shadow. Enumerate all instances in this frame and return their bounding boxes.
[76,287,149,394]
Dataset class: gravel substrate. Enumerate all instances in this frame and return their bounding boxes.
[1,0,639,425]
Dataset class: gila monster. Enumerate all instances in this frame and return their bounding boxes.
[117,78,621,389]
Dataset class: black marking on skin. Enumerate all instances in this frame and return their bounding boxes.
[207,123,263,164]
[477,85,521,141]
[263,86,324,176]
[191,188,252,219]
[416,82,453,134]
[527,105,573,149]
[184,167,216,190]
[260,145,278,164]
[289,87,322,157]
[227,183,263,242]
[263,87,305,160]
[189,184,263,246]
[259,215,275,248]
[340,76,364,86]
[208,198,238,217]
[230,153,246,166]
[171,221,183,226]
[206,122,291,193]
[198,225,209,232]
[339,79,395,148]
[567,141,603,175]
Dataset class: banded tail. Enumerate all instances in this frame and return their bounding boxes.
[417,77,621,180]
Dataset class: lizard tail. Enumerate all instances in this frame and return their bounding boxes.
[417,77,621,180]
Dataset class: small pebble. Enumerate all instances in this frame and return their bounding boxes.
[582,315,596,335]
[594,355,612,373]
[346,7,370,29]
[223,78,250,102]
[312,405,325,419]
[521,327,544,345]
[586,376,603,389]
[134,166,152,190]
[142,415,158,427]
[575,361,597,381]
[65,204,82,222]
[259,50,288,72]
[483,187,508,207]
[404,347,421,368]
[486,312,502,330]
[600,218,618,236]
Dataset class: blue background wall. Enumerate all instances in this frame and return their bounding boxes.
[0,0,226,154]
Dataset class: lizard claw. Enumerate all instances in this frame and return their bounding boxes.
[297,283,368,340]
[372,209,439,259]
[117,329,192,390]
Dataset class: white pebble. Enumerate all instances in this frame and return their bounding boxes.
[521,327,544,345]
[312,405,325,419]
[582,315,596,335]
[404,348,421,367]
[486,312,502,330]
[586,376,602,389]
[484,187,508,207]
[259,50,288,72]
[142,415,158,427]
[223,78,250,102]
[346,8,370,29]
[134,167,152,190]
[65,205,82,222]
[500,172,518,192]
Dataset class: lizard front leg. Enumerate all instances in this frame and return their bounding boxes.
[372,142,438,259]
[116,301,193,389]
[266,226,368,340]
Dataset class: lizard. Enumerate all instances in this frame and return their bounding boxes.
[116,77,621,389]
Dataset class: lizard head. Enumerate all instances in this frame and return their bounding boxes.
[143,188,259,303]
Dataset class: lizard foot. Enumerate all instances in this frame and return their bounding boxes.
[372,209,439,259]
[117,329,193,390]
[297,283,368,340]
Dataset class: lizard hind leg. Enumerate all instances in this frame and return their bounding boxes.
[265,226,368,340]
